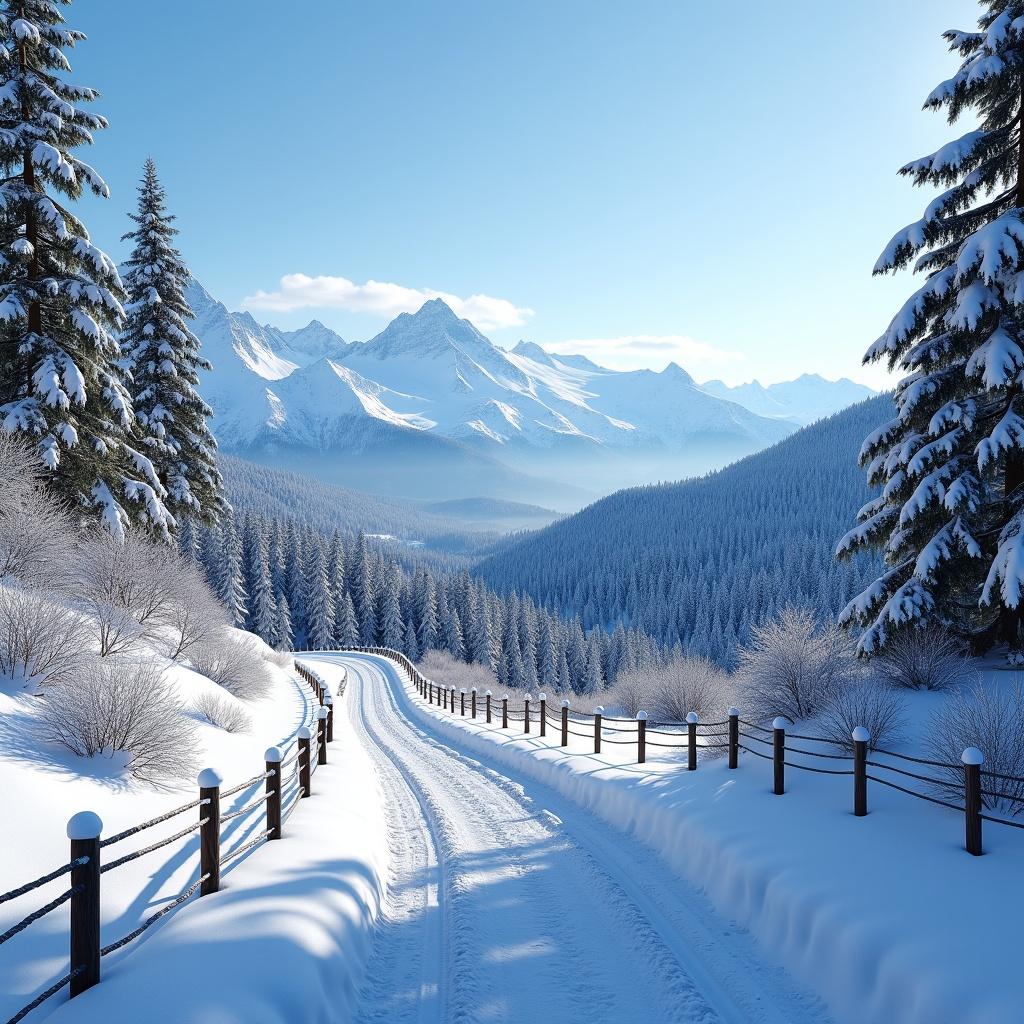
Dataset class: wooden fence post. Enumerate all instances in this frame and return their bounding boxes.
[637,711,647,764]
[265,747,282,839]
[298,727,312,797]
[324,694,334,743]
[471,688,477,719]
[524,695,531,734]
[198,769,222,895]
[460,688,466,716]
[728,707,739,769]
[486,690,492,723]
[687,712,698,771]
[773,718,786,795]
[428,682,434,704]
[317,707,329,766]
[539,693,547,737]
[68,811,102,997]
[962,747,984,856]
[502,696,508,729]
[594,706,603,754]
[561,700,569,747]
[852,726,869,817]
[451,687,457,713]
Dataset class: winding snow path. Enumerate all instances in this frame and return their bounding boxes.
[308,653,832,1024]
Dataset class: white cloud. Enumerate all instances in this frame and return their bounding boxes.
[544,334,744,373]
[242,273,534,331]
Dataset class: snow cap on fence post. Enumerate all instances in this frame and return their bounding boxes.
[728,706,740,717]
[637,710,648,720]
[264,745,283,763]
[198,767,223,789]
[595,705,604,714]
[67,810,103,840]
[686,711,699,724]
[961,747,984,765]
[852,727,870,743]
[562,699,570,708]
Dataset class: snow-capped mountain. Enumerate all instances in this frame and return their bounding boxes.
[187,280,813,504]
[700,374,876,425]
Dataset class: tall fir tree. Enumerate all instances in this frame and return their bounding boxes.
[121,159,223,526]
[274,591,293,651]
[216,514,247,627]
[839,7,1024,654]
[335,591,359,648]
[304,538,336,650]
[0,2,171,538]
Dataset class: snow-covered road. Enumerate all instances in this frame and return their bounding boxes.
[312,653,832,1024]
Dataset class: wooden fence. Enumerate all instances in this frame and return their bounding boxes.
[341,645,1024,859]
[0,660,342,1024]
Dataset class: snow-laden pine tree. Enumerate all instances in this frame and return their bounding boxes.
[215,514,247,627]
[335,591,359,648]
[274,591,293,651]
[0,2,171,539]
[121,159,222,525]
[839,9,1024,653]
[304,539,336,650]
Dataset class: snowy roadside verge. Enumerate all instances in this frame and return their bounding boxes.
[349,652,1022,1024]
[3,656,388,1024]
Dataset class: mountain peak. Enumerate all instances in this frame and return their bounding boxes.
[511,340,556,366]
[660,362,696,386]
[413,297,459,321]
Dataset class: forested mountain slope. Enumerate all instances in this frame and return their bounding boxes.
[477,395,891,665]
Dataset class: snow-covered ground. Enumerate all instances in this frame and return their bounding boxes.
[7,650,1020,1023]
[0,642,386,1024]
[327,652,1022,1024]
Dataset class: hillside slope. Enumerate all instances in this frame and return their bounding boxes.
[477,395,891,665]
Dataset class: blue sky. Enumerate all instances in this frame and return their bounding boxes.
[69,0,970,386]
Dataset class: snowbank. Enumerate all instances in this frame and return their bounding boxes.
[1,650,387,1024]
[351,652,1023,1024]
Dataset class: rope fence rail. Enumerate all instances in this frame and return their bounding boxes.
[1,655,340,1024]
[343,645,1024,865]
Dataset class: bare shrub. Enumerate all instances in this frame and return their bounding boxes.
[38,659,198,782]
[190,631,274,701]
[610,669,658,717]
[164,566,229,662]
[649,657,733,724]
[418,650,497,694]
[0,432,77,590]
[873,627,972,691]
[0,586,91,688]
[738,607,855,724]
[818,677,906,752]
[926,679,1024,815]
[76,532,195,656]
[194,689,252,733]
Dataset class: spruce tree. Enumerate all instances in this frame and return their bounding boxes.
[304,539,336,650]
[121,159,222,525]
[839,8,1024,653]
[274,591,293,651]
[0,2,171,538]
[336,591,359,648]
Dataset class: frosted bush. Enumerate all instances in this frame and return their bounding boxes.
[926,680,1024,815]
[610,669,658,717]
[738,607,856,724]
[873,627,971,691]
[0,432,77,590]
[649,657,733,724]
[39,659,198,782]
[0,586,91,688]
[190,631,274,701]
[818,677,906,752]
[77,532,189,656]
[164,567,229,661]
[418,650,496,693]
[194,689,252,733]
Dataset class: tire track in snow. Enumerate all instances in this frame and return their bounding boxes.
[345,660,450,1024]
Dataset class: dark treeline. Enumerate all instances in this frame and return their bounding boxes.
[181,511,667,695]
